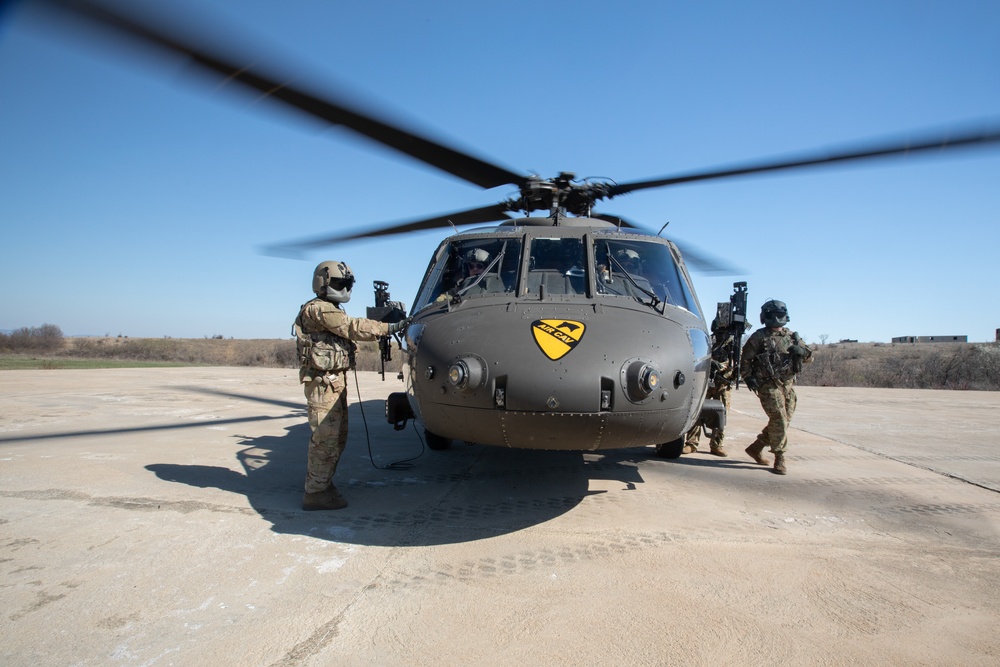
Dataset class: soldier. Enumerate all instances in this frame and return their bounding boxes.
[293,261,409,510]
[740,300,813,475]
[684,318,739,456]
[614,247,641,273]
[465,248,488,275]
[437,247,496,301]
[457,248,489,287]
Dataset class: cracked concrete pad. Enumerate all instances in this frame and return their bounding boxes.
[1,368,998,666]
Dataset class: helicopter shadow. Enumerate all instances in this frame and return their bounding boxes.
[146,398,647,546]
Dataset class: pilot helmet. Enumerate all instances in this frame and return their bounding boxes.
[313,260,355,304]
[463,248,490,272]
[760,299,789,328]
[614,248,640,270]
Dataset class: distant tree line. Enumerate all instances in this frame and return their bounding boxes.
[798,341,1000,391]
[3,324,999,389]
[0,324,64,353]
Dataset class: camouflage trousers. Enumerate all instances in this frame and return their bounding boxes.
[303,372,349,494]
[750,379,797,454]
[685,383,731,449]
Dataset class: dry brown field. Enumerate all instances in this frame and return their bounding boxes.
[3,328,999,389]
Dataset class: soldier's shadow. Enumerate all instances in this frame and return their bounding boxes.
[147,398,646,546]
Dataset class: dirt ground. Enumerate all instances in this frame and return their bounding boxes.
[1,368,998,666]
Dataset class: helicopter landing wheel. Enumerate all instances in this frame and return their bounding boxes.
[654,437,684,459]
[424,429,452,451]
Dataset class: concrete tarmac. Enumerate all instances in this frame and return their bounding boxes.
[1,368,998,666]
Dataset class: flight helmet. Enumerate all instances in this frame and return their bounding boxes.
[614,248,641,272]
[760,300,789,328]
[313,260,355,304]
[463,248,490,275]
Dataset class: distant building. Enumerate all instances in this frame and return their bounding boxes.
[892,335,967,344]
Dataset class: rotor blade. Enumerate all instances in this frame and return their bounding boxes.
[29,0,526,190]
[607,121,1000,198]
[260,203,516,257]
[670,240,746,275]
[592,213,745,274]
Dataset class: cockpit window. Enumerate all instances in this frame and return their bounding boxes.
[412,237,522,310]
[411,233,700,318]
[595,238,701,317]
[523,237,587,296]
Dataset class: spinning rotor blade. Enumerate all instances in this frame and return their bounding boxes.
[670,241,746,275]
[28,0,526,190]
[592,213,744,275]
[261,203,516,257]
[607,122,1000,198]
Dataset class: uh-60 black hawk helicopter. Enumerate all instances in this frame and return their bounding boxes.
[18,0,1000,458]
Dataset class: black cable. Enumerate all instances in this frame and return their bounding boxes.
[352,367,424,470]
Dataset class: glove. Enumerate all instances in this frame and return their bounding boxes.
[386,317,411,335]
[788,345,807,358]
[744,376,759,392]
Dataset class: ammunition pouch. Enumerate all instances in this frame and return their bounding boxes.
[293,304,356,373]
[299,337,353,372]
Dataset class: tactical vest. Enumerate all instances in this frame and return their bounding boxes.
[750,329,802,384]
[293,299,357,374]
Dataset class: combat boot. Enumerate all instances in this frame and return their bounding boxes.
[745,441,769,465]
[773,452,787,475]
[682,443,698,454]
[302,485,348,511]
[709,444,728,457]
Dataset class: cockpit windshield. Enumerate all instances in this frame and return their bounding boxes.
[412,237,522,311]
[411,231,700,320]
[523,237,587,296]
[594,238,701,317]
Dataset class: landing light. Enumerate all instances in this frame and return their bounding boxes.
[622,358,662,403]
[446,355,486,391]
[448,361,468,388]
[641,366,660,393]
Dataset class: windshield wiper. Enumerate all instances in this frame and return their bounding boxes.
[605,244,661,310]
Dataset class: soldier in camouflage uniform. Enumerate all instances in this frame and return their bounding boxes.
[740,300,813,475]
[294,261,409,510]
[684,319,738,457]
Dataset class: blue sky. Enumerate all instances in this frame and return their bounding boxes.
[1,0,998,343]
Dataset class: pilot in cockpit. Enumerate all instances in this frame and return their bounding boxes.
[462,248,488,281]
[437,247,503,300]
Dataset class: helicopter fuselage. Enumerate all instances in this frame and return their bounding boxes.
[392,217,717,451]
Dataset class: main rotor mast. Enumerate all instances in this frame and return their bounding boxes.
[503,172,616,219]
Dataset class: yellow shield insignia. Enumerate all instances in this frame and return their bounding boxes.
[531,319,586,361]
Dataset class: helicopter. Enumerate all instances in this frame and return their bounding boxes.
[11,1,1000,458]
